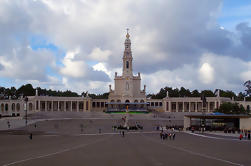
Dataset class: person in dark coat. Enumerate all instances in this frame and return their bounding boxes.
[160,131,163,140]
[172,133,176,140]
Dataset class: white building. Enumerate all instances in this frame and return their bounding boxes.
[107,30,147,111]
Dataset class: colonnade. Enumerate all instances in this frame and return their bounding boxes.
[165,101,220,112]
[0,101,23,116]
[38,100,90,112]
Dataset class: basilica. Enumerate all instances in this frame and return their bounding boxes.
[107,30,147,112]
[1,31,251,124]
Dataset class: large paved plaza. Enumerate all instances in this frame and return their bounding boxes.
[0,116,251,166]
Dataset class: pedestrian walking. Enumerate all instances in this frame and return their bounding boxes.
[164,133,168,140]
[122,131,125,137]
[248,132,250,140]
[239,134,243,140]
[172,133,176,140]
[99,128,101,134]
[29,133,33,140]
[7,121,10,128]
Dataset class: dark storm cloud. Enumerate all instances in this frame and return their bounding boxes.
[236,22,251,50]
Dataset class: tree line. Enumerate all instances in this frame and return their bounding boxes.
[147,86,249,101]
[1,80,251,100]
[0,84,107,99]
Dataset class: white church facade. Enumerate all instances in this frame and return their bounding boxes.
[1,31,251,119]
[107,31,147,111]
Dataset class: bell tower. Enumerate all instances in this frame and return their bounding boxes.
[108,29,146,105]
[122,28,133,76]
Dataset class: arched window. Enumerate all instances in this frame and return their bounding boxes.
[16,103,20,111]
[134,100,138,103]
[126,61,129,69]
[125,100,130,103]
[29,103,32,111]
[1,104,4,112]
[5,104,8,111]
[12,103,15,111]
[117,100,121,103]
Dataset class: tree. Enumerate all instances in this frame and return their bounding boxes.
[201,90,215,97]
[191,90,200,97]
[17,84,35,96]
[244,80,251,96]
[179,87,191,97]
[237,92,245,101]
[220,90,236,98]
[215,102,248,114]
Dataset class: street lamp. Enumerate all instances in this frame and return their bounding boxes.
[24,96,28,126]
[201,94,207,132]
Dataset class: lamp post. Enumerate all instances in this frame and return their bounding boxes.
[201,94,207,132]
[24,97,28,126]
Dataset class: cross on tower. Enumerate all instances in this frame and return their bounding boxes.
[126,28,129,34]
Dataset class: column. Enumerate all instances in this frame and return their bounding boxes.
[45,101,48,111]
[38,100,40,111]
[77,101,79,112]
[207,102,210,112]
[182,102,184,112]
[195,102,198,112]
[214,101,217,109]
[52,101,54,111]
[189,102,191,112]
[83,101,85,111]
[57,101,60,111]
[63,101,66,111]
[176,102,178,112]
[70,101,72,112]
[168,101,171,112]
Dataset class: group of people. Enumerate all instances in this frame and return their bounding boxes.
[160,131,176,140]
[7,121,11,128]
[239,130,251,140]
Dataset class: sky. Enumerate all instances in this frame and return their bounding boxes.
[0,0,251,95]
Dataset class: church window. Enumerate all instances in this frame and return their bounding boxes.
[126,61,129,69]
[126,82,129,90]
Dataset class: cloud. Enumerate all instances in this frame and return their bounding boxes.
[60,49,110,81]
[236,22,251,49]
[0,63,3,70]
[0,46,54,81]
[0,0,251,94]
[89,47,111,62]
[199,63,214,84]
